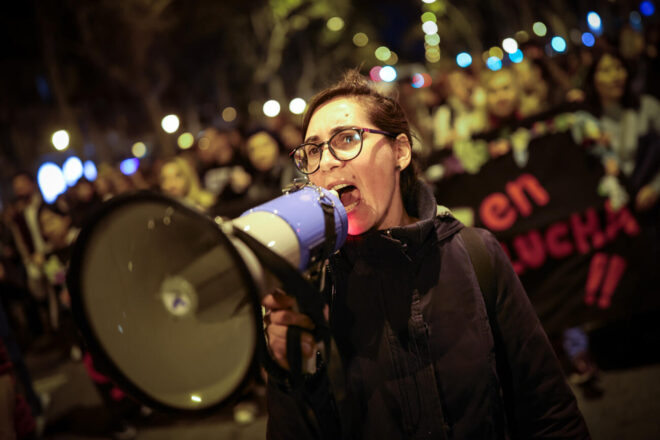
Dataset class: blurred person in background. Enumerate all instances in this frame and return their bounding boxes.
[432,68,487,150]
[242,128,298,205]
[195,127,247,197]
[511,58,550,118]
[585,48,660,213]
[67,179,103,229]
[158,156,215,211]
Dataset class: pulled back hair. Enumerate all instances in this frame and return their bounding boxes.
[301,69,420,209]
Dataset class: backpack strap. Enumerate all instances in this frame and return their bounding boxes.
[459,227,516,439]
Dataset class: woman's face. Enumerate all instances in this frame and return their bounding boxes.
[306,97,408,235]
[39,209,70,243]
[160,162,189,198]
[594,54,628,104]
[246,132,279,172]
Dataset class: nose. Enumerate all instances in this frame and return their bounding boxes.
[317,143,342,172]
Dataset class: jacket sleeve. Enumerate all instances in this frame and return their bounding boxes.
[477,228,591,439]
[266,367,341,440]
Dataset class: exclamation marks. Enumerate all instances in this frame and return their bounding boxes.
[584,253,626,309]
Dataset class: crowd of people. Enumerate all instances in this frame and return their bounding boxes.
[1,28,659,439]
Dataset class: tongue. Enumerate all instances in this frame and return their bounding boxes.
[339,187,360,207]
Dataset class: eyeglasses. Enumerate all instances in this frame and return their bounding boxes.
[290,127,397,174]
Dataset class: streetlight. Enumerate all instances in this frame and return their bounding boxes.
[161,114,180,133]
[52,129,70,151]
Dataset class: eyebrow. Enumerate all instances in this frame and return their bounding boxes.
[304,125,354,144]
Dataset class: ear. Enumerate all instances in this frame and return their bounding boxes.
[393,133,412,171]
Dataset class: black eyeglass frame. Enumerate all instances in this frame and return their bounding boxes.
[289,127,397,175]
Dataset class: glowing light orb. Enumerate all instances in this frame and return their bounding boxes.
[502,38,518,54]
[456,52,472,68]
[640,1,655,16]
[263,100,281,117]
[353,32,368,47]
[177,133,194,150]
[51,130,70,151]
[375,46,391,61]
[327,17,344,31]
[161,114,180,133]
[131,142,147,158]
[486,56,502,71]
[581,32,595,47]
[533,22,547,37]
[289,98,306,115]
[120,158,139,176]
[587,12,602,31]
[379,66,397,82]
[222,107,237,122]
[369,66,383,82]
[37,162,66,203]
[63,156,83,186]
[509,49,524,63]
[421,12,437,23]
[83,161,97,181]
[551,36,567,52]
[422,21,438,35]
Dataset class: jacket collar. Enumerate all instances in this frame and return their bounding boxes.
[338,180,463,264]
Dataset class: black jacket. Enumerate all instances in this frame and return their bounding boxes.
[266,182,589,439]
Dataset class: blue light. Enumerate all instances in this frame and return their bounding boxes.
[587,12,602,31]
[83,160,97,181]
[581,32,595,47]
[37,162,67,204]
[486,56,502,71]
[630,11,642,27]
[120,158,139,176]
[456,52,472,68]
[508,49,524,63]
[62,156,83,186]
[411,73,425,88]
[640,1,655,16]
[551,36,567,53]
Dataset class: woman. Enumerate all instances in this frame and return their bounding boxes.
[584,48,660,213]
[263,71,589,439]
[158,156,215,211]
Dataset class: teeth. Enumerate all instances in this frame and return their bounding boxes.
[344,201,359,212]
[330,183,350,191]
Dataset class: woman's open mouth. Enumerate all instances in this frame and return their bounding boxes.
[332,183,361,213]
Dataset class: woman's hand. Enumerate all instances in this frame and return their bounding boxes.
[262,288,316,371]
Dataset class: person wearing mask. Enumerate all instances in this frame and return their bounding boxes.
[262,70,589,439]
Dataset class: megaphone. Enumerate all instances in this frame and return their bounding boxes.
[67,184,348,412]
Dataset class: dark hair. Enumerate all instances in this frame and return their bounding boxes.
[301,69,420,206]
[584,48,639,116]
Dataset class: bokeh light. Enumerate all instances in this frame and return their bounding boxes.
[222,107,237,122]
[509,49,524,63]
[581,32,595,47]
[551,36,567,52]
[425,33,440,46]
[62,156,83,186]
[587,12,602,31]
[120,158,139,176]
[486,56,502,71]
[369,66,383,82]
[375,46,391,61]
[641,1,655,16]
[289,97,306,115]
[502,38,518,54]
[422,21,439,35]
[387,51,399,65]
[177,132,194,149]
[533,21,547,37]
[353,32,368,47]
[488,46,504,59]
[131,141,147,158]
[263,100,281,117]
[51,130,70,151]
[83,161,97,181]
[456,52,472,68]
[515,30,530,42]
[161,114,180,133]
[326,17,344,31]
[421,12,437,23]
[422,0,436,3]
[37,162,66,203]
[379,66,397,82]
[412,73,425,88]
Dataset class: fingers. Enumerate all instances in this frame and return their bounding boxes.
[266,323,316,370]
[261,288,298,310]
